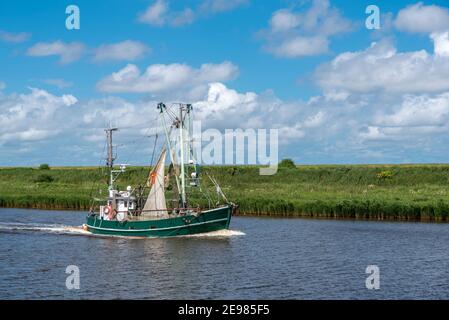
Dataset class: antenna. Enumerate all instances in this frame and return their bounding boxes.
[105,126,119,169]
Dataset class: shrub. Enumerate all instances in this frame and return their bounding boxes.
[34,174,54,183]
[376,170,394,180]
[279,158,296,169]
[39,164,50,170]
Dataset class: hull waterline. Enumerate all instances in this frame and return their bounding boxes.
[85,205,233,238]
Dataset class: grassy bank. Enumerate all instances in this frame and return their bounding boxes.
[1,165,449,221]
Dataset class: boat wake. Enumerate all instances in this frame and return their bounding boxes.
[180,229,246,238]
[0,222,245,239]
[0,222,91,236]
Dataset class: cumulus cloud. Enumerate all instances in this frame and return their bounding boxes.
[271,36,329,58]
[298,90,449,164]
[303,111,326,128]
[395,2,449,34]
[171,8,196,26]
[138,0,248,27]
[307,29,449,155]
[138,0,169,26]
[358,126,388,141]
[0,30,31,43]
[374,93,449,127]
[0,88,78,144]
[261,0,353,58]
[269,9,300,33]
[193,82,325,145]
[96,61,239,99]
[337,90,449,148]
[431,32,449,57]
[81,96,158,130]
[27,41,85,64]
[3,82,449,165]
[314,38,449,94]
[93,40,150,62]
[194,82,258,126]
[76,83,320,154]
[27,40,149,64]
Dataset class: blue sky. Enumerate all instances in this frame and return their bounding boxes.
[1,0,449,166]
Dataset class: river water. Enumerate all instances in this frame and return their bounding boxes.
[1,208,449,299]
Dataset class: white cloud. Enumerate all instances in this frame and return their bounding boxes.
[395,2,449,34]
[96,62,239,98]
[138,0,247,27]
[0,30,31,43]
[27,41,85,64]
[62,94,78,106]
[261,0,353,58]
[4,82,449,165]
[323,90,350,102]
[93,40,149,62]
[271,36,329,58]
[0,82,5,90]
[303,111,326,128]
[431,32,449,57]
[0,129,59,142]
[138,0,168,26]
[269,9,300,33]
[374,93,449,127]
[82,96,148,127]
[0,88,77,144]
[171,8,196,26]
[84,81,311,147]
[193,82,321,143]
[194,82,258,124]
[27,40,149,64]
[358,124,448,142]
[314,39,449,94]
[358,126,388,141]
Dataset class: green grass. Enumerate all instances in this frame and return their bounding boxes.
[1,164,449,221]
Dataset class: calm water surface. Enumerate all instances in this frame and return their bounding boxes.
[1,208,449,299]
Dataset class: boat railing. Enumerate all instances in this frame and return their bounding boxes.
[136,208,203,214]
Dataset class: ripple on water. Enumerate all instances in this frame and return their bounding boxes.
[2,208,449,299]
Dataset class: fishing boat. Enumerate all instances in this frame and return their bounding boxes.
[84,103,236,237]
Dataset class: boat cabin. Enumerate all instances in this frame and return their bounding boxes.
[100,186,136,220]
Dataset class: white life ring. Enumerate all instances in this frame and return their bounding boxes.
[104,205,112,215]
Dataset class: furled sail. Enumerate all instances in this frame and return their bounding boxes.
[142,149,168,218]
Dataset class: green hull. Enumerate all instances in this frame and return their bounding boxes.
[86,205,232,238]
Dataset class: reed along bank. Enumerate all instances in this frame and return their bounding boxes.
[1,164,449,222]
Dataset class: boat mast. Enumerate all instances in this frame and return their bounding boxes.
[105,126,118,190]
[158,103,181,200]
[158,103,193,209]
[186,104,193,165]
[179,105,187,208]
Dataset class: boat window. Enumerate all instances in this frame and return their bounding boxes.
[124,201,128,207]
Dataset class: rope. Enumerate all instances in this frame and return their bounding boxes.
[88,138,107,210]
